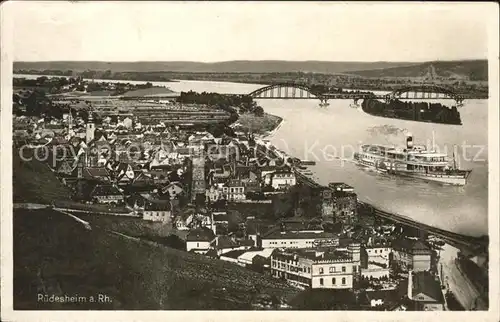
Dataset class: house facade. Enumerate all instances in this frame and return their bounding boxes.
[392,239,433,272]
[271,172,296,190]
[142,199,172,223]
[186,227,216,253]
[407,270,445,311]
[271,245,360,289]
[223,180,246,201]
[260,230,340,250]
[90,185,124,204]
[321,187,358,225]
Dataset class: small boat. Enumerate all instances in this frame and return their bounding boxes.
[300,160,316,166]
[299,169,313,176]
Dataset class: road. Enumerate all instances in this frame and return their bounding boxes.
[439,244,486,310]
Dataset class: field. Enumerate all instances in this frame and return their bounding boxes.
[121,86,177,97]
[14,208,299,310]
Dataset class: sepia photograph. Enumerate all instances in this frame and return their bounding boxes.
[1,1,499,320]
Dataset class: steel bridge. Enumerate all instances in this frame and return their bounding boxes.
[249,83,322,99]
[248,83,465,106]
[386,85,465,104]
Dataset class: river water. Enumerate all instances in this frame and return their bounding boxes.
[14,75,489,236]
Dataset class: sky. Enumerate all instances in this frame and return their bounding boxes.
[7,1,495,62]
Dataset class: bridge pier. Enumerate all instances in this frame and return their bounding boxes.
[319,98,329,108]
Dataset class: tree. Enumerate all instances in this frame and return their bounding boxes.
[254,105,265,117]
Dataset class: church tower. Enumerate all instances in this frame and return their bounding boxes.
[66,107,75,140]
[348,242,361,277]
[86,106,95,144]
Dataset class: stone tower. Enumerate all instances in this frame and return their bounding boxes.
[348,242,361,275]
[191,148,206,201]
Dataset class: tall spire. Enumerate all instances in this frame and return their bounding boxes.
[86,104,95,144]
[88,104,94,123]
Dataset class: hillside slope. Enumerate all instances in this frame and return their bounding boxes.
[347,60,488,81]
[13,149,72,204]
[14,209,298,310]
[14,60,418,74]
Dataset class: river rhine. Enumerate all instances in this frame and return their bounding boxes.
[15,75,489,237]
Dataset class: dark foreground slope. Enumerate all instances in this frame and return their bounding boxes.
[14,209,298,310]
[13,149,72,204]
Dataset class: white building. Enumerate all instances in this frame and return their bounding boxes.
[222,180,246,201]
[364,244,392,266]
[271,244,361,289]
[271,172,296,190]
[237,248,274,266]
[186,227,216,254]
[392,239,433,272]
[142,199,172,223]
[260,230,340,249]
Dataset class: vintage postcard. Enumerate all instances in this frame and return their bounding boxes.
[1,1,499,321]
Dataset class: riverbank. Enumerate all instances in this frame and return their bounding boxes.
[14,73,488,99]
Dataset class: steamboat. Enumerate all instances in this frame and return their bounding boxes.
[353,133,472,186]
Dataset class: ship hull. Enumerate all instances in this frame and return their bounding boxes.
[386,169,469,186]
[354,154,470,186]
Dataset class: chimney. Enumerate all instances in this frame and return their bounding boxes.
[407,270,413,300]
[406,133,413,149]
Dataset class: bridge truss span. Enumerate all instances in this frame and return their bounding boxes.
[249,83,321,99]
[387,85,465,105]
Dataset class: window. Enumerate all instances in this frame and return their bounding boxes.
[342,266,346,272]
[319,278,324,286]
[197,243,199,248]
[342,277,346,285]
[308,267,311,273]
[332,278,336,285]
[319,267,324,274]
[329,267,336,273]
[353,266,357,273]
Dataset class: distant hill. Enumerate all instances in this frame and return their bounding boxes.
[14,60,420,74]
[347,60,488,81]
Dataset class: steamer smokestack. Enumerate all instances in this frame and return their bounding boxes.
[406,133,413,149]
